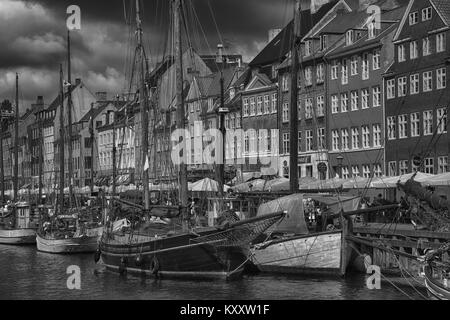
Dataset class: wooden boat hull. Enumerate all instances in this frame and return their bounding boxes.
[424,266,450,300]
[0,228,37,245]
[100,233,247,280]
[251,231,349,276]
[36,227,103,254]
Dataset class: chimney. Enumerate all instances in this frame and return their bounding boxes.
[36,96,44,106]
[268,28,282,43]
[216,44,224,64]
[95,92,107,101]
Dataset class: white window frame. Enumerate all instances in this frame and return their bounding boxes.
[351,91,359,111]
[362,125,370,148]
[341,93,348,112]
[410,74,419,94]
[398,114,407,139]
[423,110,433,135]
[373,124,381,147]
[373,49,380,70]
[422,7,432,21]
[437,107,447,134]
[387,79,395,99]
[409,11,418,25]
[331,95,339,114]
[387,116,396,140]
[437,33,446,53]
[423,71,433,92]
[410,41,418,60]
[410,112,420,137]
[372,86,381,107]
[351,127,359,150]
[437,68,446,89]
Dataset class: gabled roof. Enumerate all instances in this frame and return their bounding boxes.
[430,0,450,25]
[244,72,273,92]
[249,1,338,67]
[206,67,238,97]
[319,10,369,34]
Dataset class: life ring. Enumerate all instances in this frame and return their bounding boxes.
[149,257,160,275]
[94,248,101,263]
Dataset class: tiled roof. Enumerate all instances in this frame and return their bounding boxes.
[249,1,338,67]
[206,67,238,97]
[431,0,450,25]
[319,10,370,34]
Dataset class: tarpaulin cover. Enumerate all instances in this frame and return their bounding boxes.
[257,194,308,235]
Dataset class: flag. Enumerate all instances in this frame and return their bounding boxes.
[144,156,150,172]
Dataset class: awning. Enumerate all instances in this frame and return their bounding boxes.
[371,172,434,189]
[421,172,450,186]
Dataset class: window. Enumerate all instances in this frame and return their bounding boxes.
[298,131,302,153]
[438,156,448,173]
[316,96,325,117]
[412,158,420,172]
[374,164,383,177]
[399,160,409,175]
[423,37,431,56]
[244,133,249,153]
[423,110,433,135]
[362,126,370,148]
[361,89,369,109]
[264,95,270,114]
[342,59,348,84]
[346,30,354,46]
[282,102,289,123]
[317,128,325,149]
[437,68,446,89]
[398,77,407,97]
[362,53,369,79]
[351,56,358,76]
[363,165,371,178]
[409,11,418,25]
[351,91,359,111]
[305,98,313,119]
[283,133,290,154]
[341,166,349,179]
[398,114,407,138]
[305,40,312,56]
[257,96,263,115]
[331,95,339,114]
[373,124,381,147]
[423,71,433,92]
[368,21,376,39]
[410,41,418,59]
[250,97,256,115]
[388,161,397,176]
[316,64,324,83]
[425,158,434,174]
[320,35,328,51]
[305,67,313,86]
[422,7,432,21]
[372,86,381,107]
[373,49,380,70]
[411,112,420,137]
[352,166,360,177]
[331,60,338,80]
[341,129,349,150]
[282,75,289,91]
[387,79,395,99]
[351,127,359,149]
[437,33,446,53]
[398,44,405,62]
[271,93,277,113]
[332,130,340,151]
[410,74,419,94]
[387,116,396,140]
[297,96,302,120]
[341,93,348,112]
[306,130,313,151]
[437,108,447,133]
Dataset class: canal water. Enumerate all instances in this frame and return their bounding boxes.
[0,245,428,300]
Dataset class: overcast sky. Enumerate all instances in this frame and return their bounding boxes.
[0,0,309,111]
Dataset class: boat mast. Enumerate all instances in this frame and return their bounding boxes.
[13,73,19,203]
[112,96,118,198]
[89,102,95,194]
[216,46,226,197]
[0,108,4,203]
[38,110,43,204]
[59,64,65,214]
[67,30,74,207]
[174,0,188,228]
[289,0,301,193]
[136,0,150,210]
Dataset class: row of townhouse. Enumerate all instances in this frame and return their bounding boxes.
[221,0,450,181]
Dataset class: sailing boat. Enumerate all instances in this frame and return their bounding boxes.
[98,0,285,279]
[0,74,39,245]
[36,32,103,254]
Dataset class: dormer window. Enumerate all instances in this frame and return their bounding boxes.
[305,40,312,56]
[320,35,327,51]
[346,30,354,46]
[409,11,418,25]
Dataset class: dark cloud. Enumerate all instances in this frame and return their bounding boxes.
[1,0,300,110]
